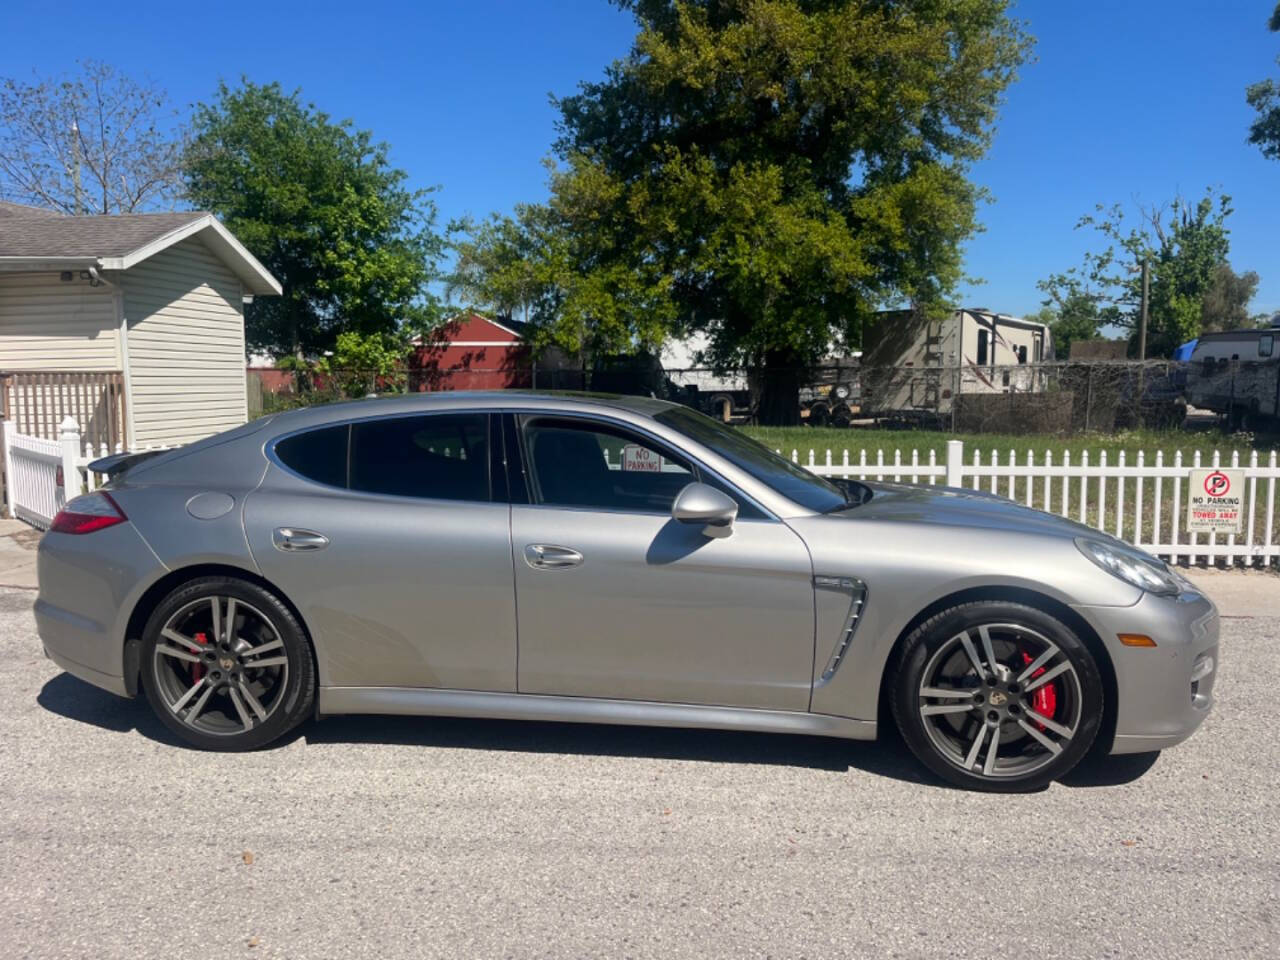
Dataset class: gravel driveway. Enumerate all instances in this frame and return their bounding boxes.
[0,585,1276,959]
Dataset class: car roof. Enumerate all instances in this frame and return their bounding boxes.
[260,390,680,432]
[123,389,825,520]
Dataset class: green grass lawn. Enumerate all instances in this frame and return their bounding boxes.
[741,424,1278,465]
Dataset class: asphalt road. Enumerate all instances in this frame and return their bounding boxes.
[1,586,1276,960]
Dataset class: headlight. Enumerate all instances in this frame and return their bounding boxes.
[833,384,851,399]
[1075,538,1181,597]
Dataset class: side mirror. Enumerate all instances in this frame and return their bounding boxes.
[672,482,738,539]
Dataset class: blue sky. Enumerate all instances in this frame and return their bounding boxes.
[2,0,1277,318]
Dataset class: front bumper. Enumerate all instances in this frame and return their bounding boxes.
[1074,588,1219,754]
[35,523,166,698]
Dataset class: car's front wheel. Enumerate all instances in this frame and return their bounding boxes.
[140,576,315,751]
[891,601,1104,792]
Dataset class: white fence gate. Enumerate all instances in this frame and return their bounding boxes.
[1,425,64,528]
[2,417,166,530]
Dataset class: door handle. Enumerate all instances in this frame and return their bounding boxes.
[524,543,583,570]
[273,527,329,552]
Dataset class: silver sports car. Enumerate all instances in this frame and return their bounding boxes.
[35,393,1218,791]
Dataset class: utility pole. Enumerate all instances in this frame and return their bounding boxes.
[1138,256,1150,361]
[71,121,84,216]
[1137,255,1150,426]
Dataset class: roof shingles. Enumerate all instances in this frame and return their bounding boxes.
[0,210,208,259]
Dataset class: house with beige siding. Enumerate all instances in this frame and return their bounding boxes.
[0,202,280,448]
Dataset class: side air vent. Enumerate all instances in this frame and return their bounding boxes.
[813,576,867,684]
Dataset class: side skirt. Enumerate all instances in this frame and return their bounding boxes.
[318,687,877,741]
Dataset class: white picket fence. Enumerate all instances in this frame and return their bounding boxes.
[789,439,1280,568]
[1,417,172,529]
[4,417,1278,568]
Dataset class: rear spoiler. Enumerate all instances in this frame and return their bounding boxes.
[87,449,167,479]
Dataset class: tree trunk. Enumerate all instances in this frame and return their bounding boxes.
[756,348,803,426]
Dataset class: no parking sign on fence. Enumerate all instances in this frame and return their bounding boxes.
[1187,468,1245,533]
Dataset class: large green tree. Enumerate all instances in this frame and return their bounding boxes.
[451,158,675,359]
[1040,190,1256,358]
[184,80,445,358]
[457,0,1030,423]
[1247,4,1280,159]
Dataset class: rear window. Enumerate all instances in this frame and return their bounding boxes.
[349,413,490,501]
[274,425,349,488]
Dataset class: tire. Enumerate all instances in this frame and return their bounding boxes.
[890,601,1103,792]
[139,576,316,751]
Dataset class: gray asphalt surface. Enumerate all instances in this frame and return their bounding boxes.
[1,585,1276,959]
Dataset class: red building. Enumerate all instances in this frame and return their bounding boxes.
[410,313,532,391]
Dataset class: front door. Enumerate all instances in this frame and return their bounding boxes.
[508,414,815,711]
[245,411,517,693]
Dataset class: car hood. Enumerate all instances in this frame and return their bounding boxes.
[824,481,1106,542]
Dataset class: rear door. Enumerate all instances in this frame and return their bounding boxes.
[245,411,517,692]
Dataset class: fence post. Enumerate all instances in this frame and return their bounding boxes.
[945,439,964,488]
[1084,365,1093,432]
[0,418,13,518]
[59,416,81,503]
[951,364,960,433]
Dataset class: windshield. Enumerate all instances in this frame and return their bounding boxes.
[654,405,848,513]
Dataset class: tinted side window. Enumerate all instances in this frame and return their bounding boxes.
[350,414,490,501]
[523,418,692,513]
[275,425,349,488]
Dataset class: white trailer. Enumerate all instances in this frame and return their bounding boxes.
[660,333,752,421]
[1186,322,1280,429]
[860,308,1054,418]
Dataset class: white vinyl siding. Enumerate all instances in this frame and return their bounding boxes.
[121,236,247,447]
[0,273,119,370]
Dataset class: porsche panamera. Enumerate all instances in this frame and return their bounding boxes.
[35,392,1218,791]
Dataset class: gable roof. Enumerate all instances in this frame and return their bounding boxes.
[412,312,531,346]
[0,209,281,295]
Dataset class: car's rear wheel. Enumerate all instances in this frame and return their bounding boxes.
[891,601,1104,792]
[140,576,315,751]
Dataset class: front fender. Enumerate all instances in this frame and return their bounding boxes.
[786,516,1141,722]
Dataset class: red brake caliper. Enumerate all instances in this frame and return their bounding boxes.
[1021,651,1057,730]
[191,631,209,683]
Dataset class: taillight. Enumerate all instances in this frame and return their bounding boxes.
[49,492,127,535]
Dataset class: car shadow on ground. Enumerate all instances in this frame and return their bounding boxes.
[38,671,1159,790]
[303,712,945,783]
[38,672,186,747]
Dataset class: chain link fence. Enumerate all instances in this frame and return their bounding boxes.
[247,359,1280,436]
